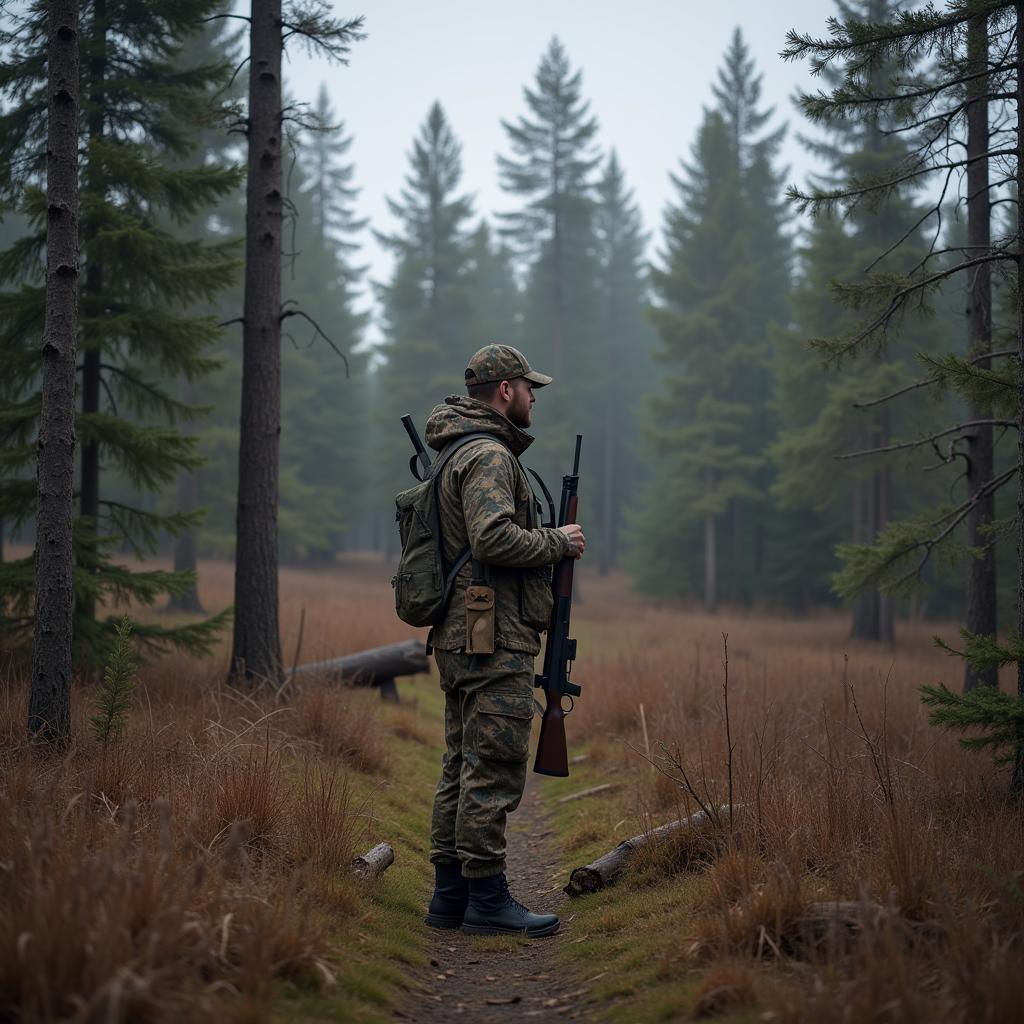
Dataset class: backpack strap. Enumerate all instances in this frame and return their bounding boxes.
[430,431,506,602]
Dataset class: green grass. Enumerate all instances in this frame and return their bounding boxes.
[274,677,445,1023]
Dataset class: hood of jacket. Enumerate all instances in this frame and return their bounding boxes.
[423,394,534,459]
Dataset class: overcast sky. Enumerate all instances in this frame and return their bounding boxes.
[280,1,836,337]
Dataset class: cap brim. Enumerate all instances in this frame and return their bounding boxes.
[523,369,553,387]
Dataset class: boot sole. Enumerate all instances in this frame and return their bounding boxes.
[461,921,560,938]
[424,912,464,929]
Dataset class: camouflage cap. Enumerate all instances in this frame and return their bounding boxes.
[464,344,553,388]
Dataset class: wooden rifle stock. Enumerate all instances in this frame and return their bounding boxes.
[534,699,568,777]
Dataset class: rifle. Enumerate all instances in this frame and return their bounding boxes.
[402,413,432,481]
[533,434,583,778]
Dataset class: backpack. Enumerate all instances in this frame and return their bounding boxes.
[392,432,500,627]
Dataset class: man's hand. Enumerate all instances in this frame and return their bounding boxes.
[558,523,586,559]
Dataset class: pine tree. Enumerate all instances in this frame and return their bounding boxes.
[783,0,1024,789]
[774,0,954,634]
[277,95,368,563]
[592,151,652,574]
[229,1,363,688]
[167,5,246,615]
[0,0,240,666]
[498,37,600,380]
[637,31,789,608]
[28,0,80,747]
[640,109,761,609]
[373,101,477,531]
[498,37,602,502]
[465,220,522,348]
[377,101,476,391]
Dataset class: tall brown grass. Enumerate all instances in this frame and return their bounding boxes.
[0,554,414,1023]
[571,576,1024,1020]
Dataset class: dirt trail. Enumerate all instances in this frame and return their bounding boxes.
[400,778,593,1023]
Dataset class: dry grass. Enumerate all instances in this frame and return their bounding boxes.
[0,554,419,1023]
[565,574,1024,1021]
[9,550,1024,1021]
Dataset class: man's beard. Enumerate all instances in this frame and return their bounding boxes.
[508,394,531,428]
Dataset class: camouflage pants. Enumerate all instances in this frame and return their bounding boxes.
[430,647,535,878]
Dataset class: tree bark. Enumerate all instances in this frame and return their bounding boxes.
[876,442,894,644]
[600,280,616,575]
[704,507,717,614]
[351,842,394,879]
[29,0,80,747]
[77,0,106,624]
[168,379,203,614]
[230,0,284,688]
[1011,3,1024,797]
[965,10,998,691]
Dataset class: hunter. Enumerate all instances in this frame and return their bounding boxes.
[423,344,586,937]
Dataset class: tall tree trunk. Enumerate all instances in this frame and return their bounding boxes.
[850,458,874,638]
[29,0,80,746]
[704,474,717,613]
[600,282,616,575]
[731,498,742,605]
[168,384,203,613]
[552,200,564,383]
[1011,3,1024,797]
[230,0,283,687]
[965,10,998,691]
[78,0,106,624]
[876,454,894,644]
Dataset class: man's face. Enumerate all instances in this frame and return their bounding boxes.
[506,378,535,428]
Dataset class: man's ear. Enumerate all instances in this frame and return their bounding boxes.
[498,379,513,402]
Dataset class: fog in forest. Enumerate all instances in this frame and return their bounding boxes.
[0,0,1011,642]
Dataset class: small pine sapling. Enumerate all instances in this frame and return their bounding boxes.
[90,616,138,747]
[921,631,1024,778]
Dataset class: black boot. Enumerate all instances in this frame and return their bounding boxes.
[424,861,469,929]
[462,872,559,937]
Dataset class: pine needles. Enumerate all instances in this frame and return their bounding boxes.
[89,615,137,747]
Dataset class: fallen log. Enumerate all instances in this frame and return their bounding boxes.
[292,638,428,701]
[565,804,735,897]
[351,842,395,879]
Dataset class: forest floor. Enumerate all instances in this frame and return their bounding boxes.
[5,553,1024,1023]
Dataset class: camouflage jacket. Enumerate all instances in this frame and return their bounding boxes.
[423,395,571,655]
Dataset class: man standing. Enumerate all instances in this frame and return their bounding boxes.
[422,344,585,937]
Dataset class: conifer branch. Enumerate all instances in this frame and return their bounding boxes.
[823,252,1016,359]
[279,307,350,375]
[835,466,1017,597]
[837,420,1018,459]
[853,350,1018,408]
[200,13,252,23]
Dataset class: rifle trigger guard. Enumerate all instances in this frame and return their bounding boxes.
[409,453,426,482]
[561,694,574,715]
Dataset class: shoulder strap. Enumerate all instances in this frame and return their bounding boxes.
[430,431,508,480]
[430,431,509,607]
